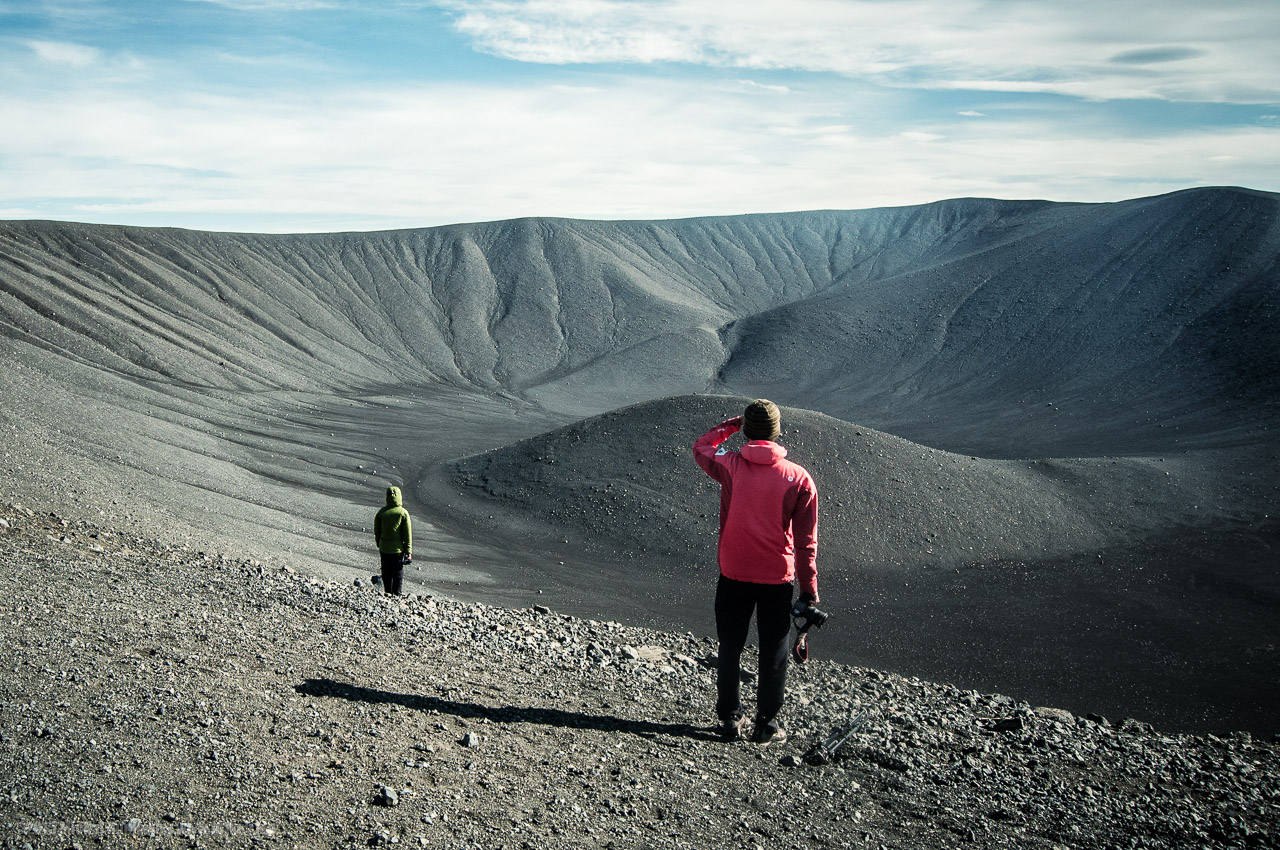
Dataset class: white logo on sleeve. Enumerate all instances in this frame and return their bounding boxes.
[715,448,728,456]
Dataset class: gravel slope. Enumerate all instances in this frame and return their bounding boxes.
[3,505,1278,850]
[1,186,1277,741]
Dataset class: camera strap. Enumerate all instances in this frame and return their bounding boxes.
[788,611,808,665]
[792,628,810,663]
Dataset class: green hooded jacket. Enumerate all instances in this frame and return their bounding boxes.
[374,486,412,556]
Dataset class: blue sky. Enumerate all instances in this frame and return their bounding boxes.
[1,0,1277,232]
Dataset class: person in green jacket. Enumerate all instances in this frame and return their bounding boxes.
[374,485,412,596]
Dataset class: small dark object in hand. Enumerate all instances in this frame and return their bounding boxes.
[792,599,829,629]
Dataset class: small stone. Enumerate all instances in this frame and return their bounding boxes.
[780,754,803,768]
[375,785,400,807]
[1034,706,1075,725]
[461,732,480,748]
[122,818,142,835]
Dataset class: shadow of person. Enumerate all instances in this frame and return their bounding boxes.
[295,678,719,742]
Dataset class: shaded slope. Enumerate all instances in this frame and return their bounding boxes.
[718,188,1280,456]
[440,395,1280,733]
[447,395,1257,577]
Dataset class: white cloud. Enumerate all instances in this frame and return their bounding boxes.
[896,131,944,143]
[27,40,101,67]
[2,72,1276,232]
[3,2,1277,231]
[549,84,603,95]
[735,80,791,95]
[435,0,1280,103]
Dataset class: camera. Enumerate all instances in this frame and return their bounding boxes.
[791,599,829,631]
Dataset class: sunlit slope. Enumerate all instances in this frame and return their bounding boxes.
[0,212,876,396]
[4,187,1274,454]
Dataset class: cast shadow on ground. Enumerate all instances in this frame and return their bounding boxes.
[295,678,720,742]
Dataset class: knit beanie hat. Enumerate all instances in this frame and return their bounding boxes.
[742,399,781,441]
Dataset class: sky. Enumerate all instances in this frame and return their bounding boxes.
[1,0,1278,233]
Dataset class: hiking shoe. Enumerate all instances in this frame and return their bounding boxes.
[719,714,749,742]
[752,724,787,746]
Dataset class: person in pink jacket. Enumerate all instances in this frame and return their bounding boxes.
[693,399,818,744]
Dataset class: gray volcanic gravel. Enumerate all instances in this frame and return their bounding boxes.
[3,505,1278,849]
[2,186,1279,825]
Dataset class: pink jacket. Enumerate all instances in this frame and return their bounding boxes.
[693,418,818,600]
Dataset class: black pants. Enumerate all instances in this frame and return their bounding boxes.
[715,574,793,730]
[380,553,406,596]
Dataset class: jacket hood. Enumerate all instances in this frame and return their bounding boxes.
[386,486,402,507]
[741,440,788,464]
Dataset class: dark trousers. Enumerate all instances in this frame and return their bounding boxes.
[715,574,793,729]
[380,553,406,596]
